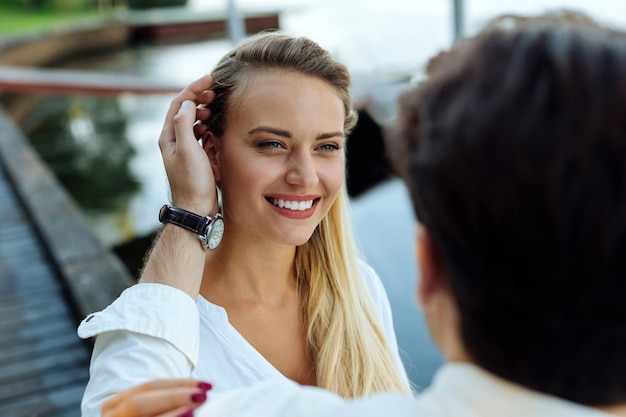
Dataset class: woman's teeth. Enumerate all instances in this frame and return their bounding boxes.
[272,198,314,211]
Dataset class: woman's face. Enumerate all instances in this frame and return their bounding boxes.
[210,71,346,247]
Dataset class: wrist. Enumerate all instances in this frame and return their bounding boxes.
[160,221,205,245]
[159,204,224,250]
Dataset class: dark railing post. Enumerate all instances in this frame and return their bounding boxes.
[453,0,465,42]
[227,0,245,45]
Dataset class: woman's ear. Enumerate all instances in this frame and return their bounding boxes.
[203,131,222,182]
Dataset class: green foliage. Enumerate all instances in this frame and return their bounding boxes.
[0,1,101,34]
[25,95,141,215]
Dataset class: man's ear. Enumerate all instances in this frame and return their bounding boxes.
[203,131,222,182]
[415,225,446,308]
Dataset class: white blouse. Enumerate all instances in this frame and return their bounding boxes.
[78,260,409,417]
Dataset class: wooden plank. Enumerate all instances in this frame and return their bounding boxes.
[0,223,32,238]
[0,381,86,417]
[0,309,71,336]
[0,366,88,402]
[0,332,80,366]
[0,344,87,383]
[0,241,48,267]
[0,265,61,298]
[128,8,280,43]
[0,290,66,314]
[0,316,77,348]
[0,254,56,279]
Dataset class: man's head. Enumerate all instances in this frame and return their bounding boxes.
[386,11,626,405]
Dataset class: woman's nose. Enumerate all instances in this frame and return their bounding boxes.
[285,152,319,188]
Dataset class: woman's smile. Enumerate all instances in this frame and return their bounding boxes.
[266,195,321,219]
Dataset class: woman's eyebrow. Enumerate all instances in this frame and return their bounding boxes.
[317,131,344,140]
[248,126,344,140]
[247,126,291,138]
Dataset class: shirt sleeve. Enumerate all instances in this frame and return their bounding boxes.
[357,260,412,390]
[198,381,345,417]
[197,380,421,417]
[77,283,200,417]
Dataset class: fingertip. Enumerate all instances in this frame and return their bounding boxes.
[181,100,195,111]
[195,74,213,89]
[175,101,195,120]
[191,392,207,403]
[197,381,212,391]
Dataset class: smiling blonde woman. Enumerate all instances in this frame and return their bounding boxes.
[78,32,412,417]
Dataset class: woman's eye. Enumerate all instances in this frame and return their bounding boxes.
[259,141,283,149]
[318,143,341,152]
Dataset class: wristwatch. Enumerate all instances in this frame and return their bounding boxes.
[158,204,224,250]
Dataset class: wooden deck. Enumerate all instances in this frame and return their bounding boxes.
[0,155,88,416]
[0,106,134,416]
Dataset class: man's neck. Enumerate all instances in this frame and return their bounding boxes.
[595,404,626,416]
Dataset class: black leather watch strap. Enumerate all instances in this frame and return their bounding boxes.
[158,205,210,236]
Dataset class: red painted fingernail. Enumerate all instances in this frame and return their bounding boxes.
[177,409,193,417]
[197,381,213,391]
[191,392,207,403]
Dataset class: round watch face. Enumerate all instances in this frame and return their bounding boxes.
[207,218,224,249]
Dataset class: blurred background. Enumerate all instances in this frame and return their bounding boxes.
[1,0,625,415]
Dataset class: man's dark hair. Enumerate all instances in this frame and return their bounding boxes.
[386,10,626,405]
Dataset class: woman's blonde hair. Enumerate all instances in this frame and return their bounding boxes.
[205,31,410,398]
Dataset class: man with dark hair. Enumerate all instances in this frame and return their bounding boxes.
[105,11,626,417]
[385,11,626,408]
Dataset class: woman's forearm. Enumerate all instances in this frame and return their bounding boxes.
[139,223,206,300]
